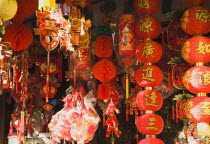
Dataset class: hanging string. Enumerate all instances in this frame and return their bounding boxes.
[46,51,50,103]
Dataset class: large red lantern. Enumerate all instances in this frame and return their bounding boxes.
[183,66,210,94]
[182,36,210,64]
[136,90,163,111]
[133,0,161,16]
[136,40,162,63]
[138,138,164,144]
[183,0,208,5]
[181,6,210,35]
[92,59,116,83]
[135,16,161,40]
[136,113,164,135]
[136,65,163,87]
[176,100,189,120]
[186,96,210,123]
[3,23,33,51]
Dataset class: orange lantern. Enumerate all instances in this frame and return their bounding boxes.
[136,40,162,63]
[183,66,210,94]
[136,90,163,111]
[136,113,164,135]
[181,6,210,35]
[186,96,210,123]
[138,138,164,144]
[176,100,189,120]
[182,36,210,64]
[3,23,33,51]
[92,59,116,83]
[183,0,208,6]
[136,65,163,87]
[135,16,161,40]
[134,0,161,16]
[119,14,135,56]
[98,84,111,100]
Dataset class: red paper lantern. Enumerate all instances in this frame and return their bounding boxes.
[183,66,210,94]
[3,23,33,51]
[176,100,189,120]
[136,40,162,63]
[95,36,113,58]
[181,6,210,35]
[92,59,116,83]
[182,36,210,64]
[136,113,164,135]
[13,0,38,22]
[138,138,164,144]
[183,0,208,6]
[75,48,90,70]
[186,96,210,123]
[136,90,163,111]
[136,65,163,87]
[133,0,161,15]
[98,84,111,100]
[135,16,161,40]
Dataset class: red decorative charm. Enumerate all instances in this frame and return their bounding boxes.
[133,0,161,15]
[136,90,163,111]
[136,40,162,63]
[136,113,164,135]
[186,96,210,123]
[181,6,210,35]
[138,138,164,144]
[136,65,163,87]
[38,58,58,77]
[183,0,208,6]
[176,100,188,120]
[135,16,161,40]
[183,66,210,94]
[182,36,210,64]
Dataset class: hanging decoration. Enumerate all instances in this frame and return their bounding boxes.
[0,0,18,22]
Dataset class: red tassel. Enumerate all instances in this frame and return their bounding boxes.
[172,105,175,120]
[9,121,13,136]
[46,120,49,132]
[168,73,173,92]
[18,111,25,143]
[126,104,129,122]
[15,66,20,93]
[135,134,139,144]
[28,98,33,136]
[46,51,50,103]
[57,49,62,82]
[103,110,106,126]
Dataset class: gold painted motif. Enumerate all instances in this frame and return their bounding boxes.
[196,41,210,54]
[146,118,158,130]
[198,71,210,85]
[145,92,158,107]
[142,67,155,82]
[138,0,149,9]
[200,102,210,115]
[142,42,155,57]
[140,17,153,33]
[195,9,210,23]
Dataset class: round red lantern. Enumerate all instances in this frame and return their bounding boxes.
[182,36,210,64]
[181,6,210,35]
[138,138,164,144]
[3,23,33,51]
[183,0,208,6]
[98,84,111,100]
[135,16,161,40]
[13,0,38,22]
[92,59,116,83]
[186,96,210,123]
[136,113,164,135]
[134,0,161,16]
[136,90,163,111]
[183,66,210,94]
[176,100,189,120]
[136,40,162,63]
[136,65,163,87]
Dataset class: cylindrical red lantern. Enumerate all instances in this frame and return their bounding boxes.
[3,23,33,51]
[134,0,161,16]
[183,0,208,6]
[135,16,161,40]
[176,100,189,120]
[136,90,163,111]
[138,138,164,144]
[75,48,90,70]
[182,36,210,64]
[181,6,210,35]
[136,113,164,135]
[186,96,210,123]
[136,40,162,63]
[92,59,116,83]
[136,65,163,87]
[183,66,210,94]
[119,14,135,56]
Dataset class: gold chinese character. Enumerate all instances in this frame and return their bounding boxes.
[138,0,149,9]
[145,92,158,107]
[182,10,189,30]
[142,67,155,82]
[183,71,191,89]
[196,41,210,54]
[140,17,153,33]
[198,71,210,85]
[146,118,158,130]
[183,41,190,60]
[195,9,210,23]
[142,42,155,58]
[200,102,210,115]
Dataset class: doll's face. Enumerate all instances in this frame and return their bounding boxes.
[123,25,130,32]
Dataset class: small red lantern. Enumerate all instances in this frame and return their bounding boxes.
[136,90,163,111]
[75,48,90,70]
[135,16,161,40]
[136,65,163,87]
[183,0,208,6]
[176,100,189,120]
[98,84,111,100]
[186,96,210,123]
[183,66,210,94]
[138,138,164,144]
[181,6,210,35]
[133,0,161,16]
[136,40,162,63]
[136,113,164,135]
[182,36,210,64]
[92,59,116,83]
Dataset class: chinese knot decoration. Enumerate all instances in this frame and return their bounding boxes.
[134,0,164,143]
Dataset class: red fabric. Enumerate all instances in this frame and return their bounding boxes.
[134,0,161,15]
[95,36,113,58]
[98,84,111,100]
[176,100,188,120]
[183,0,208,6]
[138,138,164,144]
